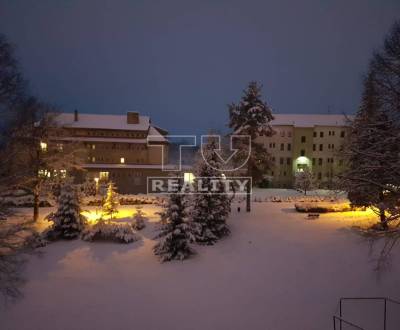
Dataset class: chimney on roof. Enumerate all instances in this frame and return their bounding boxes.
[127,111,139,124]
[74,109,78,122]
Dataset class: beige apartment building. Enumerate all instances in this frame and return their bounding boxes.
[51,111,170,194]
[257,114,351,188]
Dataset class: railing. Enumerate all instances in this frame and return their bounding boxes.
[333,297,400,330]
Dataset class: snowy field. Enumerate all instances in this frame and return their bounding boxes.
[1,194,400,330]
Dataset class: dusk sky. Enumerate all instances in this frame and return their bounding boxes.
[1,0,399,134]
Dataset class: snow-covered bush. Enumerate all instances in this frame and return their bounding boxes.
[131,206,147,230]
[294,201,354,213]
[154,192,195,262]
[294,168,314,195]
[44,183,86,240]
[81,220,140,243]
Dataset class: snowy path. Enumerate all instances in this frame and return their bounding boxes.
[1,202,400,330]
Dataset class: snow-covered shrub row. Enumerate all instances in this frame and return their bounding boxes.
[0,195,53,208]
[81,220,140,243]
[83,194,164,207]
[294,201,354,213]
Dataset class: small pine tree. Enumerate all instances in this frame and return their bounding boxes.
[153,192,195,262]
[191,138,231,244]
[131,206,147,230]
[102,182,119,220]
[45,182,85,239]
[295,168,314,195]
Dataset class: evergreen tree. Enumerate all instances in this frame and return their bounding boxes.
[294,167,314,195]
[153,192,195,262]
[45,182,85,239]
[342,68,400,229]
[102,181,119,220]
[228,81,274,211]
[191,138,230,244]
[131,206,146,230]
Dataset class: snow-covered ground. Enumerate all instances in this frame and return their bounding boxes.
[1,194,400,330]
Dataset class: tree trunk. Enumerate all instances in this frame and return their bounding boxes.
[379,208,388,230]
[379,191,388,230]
[246,163,251,212]
[33,189,39,222]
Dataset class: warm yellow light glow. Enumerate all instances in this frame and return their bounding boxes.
[296,156,309,164]
[184,172,195,183]
[120,157,125,164]
[81,208,146,224]
[99,171,109,180]
[40,141,47,152]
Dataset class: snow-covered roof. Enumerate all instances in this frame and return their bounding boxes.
[83,164,191,170]
[54,112,151,131]
[271,114,352,127]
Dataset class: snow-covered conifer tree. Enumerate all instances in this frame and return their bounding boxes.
[342,67,400,230]
[294,167,314,195]
[102,181,119,220]
[228,82,275,211]
[131,206,147,230]
[191,138,230,244]
[153,192,195,262]
[45,182,85,239]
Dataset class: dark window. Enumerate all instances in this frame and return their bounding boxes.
[332,131,335,136]
[313,144,316,151]
[280,143,284,151]
[318,158,323,165]
[313,132,317,137]
[280,157,284,165]
[312,158,316,165]
[287,143,291,151]
[286,158,291,165]
[301,136,306,143]
[318,172,322,180]
[319,144,323,151]
[300,150,305,156]
[320,132,324,138]
[340,131,345,138]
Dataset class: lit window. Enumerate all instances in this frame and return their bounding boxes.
[120,157,125,164]
[91,157,95,163]
[99,171,109,180]
[40,141,47,152]
[38,169,51,178]
[56,143,63,151]
[60,169,67,178]
[184,172,195,183]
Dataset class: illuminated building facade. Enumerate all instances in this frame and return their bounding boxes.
[257,114,352,188]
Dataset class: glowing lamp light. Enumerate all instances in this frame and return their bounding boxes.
[296,156,309,164]
[120,157,125,164]
[184,172,195,183]
[40,141,48,152]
